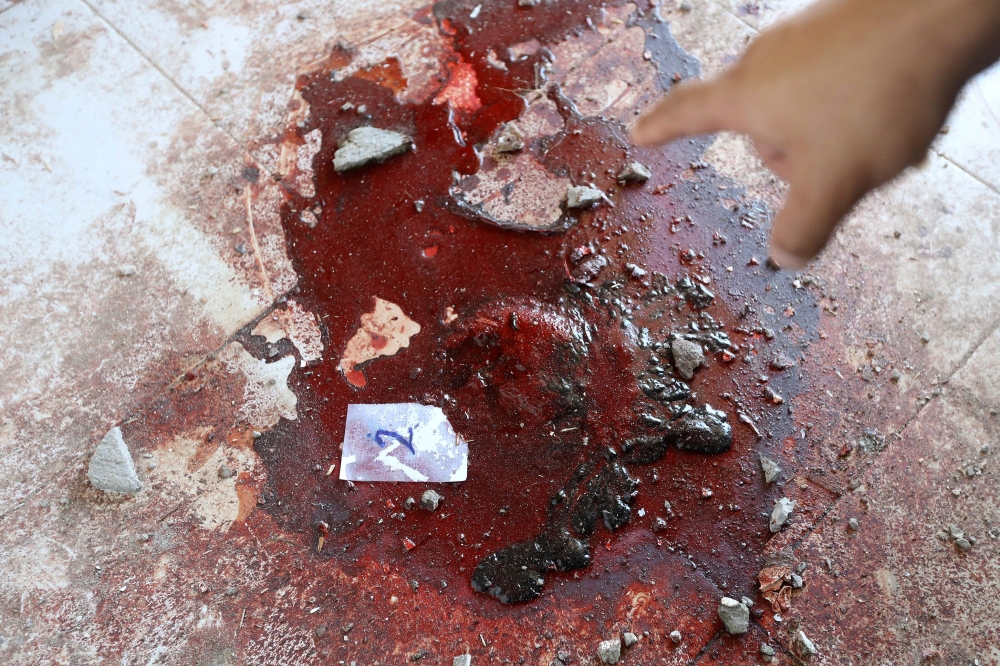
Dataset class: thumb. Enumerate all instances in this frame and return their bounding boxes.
[769,173,859,269]
[632,78,734,146]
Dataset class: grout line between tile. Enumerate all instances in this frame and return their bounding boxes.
[787,312,1000,552]
[930,148,1000,198]
[76,0,246,153]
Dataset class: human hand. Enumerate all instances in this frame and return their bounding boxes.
[633,0,1000,268]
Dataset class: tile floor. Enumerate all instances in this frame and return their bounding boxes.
[1,0,998,664]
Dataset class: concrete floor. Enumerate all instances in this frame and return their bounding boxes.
[1,0,998,664]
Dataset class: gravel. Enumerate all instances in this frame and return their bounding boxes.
[718,597,750,634]
[769,497,796,533]
[421,489,443,511]
[671,337,704,380]
[566,186,604,209]
[617,161,652,184]
[597,638,621,664]
[760,455,781,483]
[333,126,412,172]
[87,427,143,494]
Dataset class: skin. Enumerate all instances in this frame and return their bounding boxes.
[633,0,1000,269]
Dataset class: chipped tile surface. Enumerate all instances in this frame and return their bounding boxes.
[934,61,1000,194]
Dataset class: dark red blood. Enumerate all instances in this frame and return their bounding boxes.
[255,0,819,630]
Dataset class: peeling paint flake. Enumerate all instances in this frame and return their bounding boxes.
[219,342,297,429]
[340,297,420,387]
[252,299,324,364]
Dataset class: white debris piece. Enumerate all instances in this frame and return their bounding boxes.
[494,121,525,153]
[87,427,143,494]
[770,497,796,533]
[333,126,412,172]
[671,337,704,380]
[718,597,750,634]
[597,638,621,664]
[453,655,472,666]
[794,630,818,659]
[760,455,782,483]
[566,186,604,209]
[617,161,651,184]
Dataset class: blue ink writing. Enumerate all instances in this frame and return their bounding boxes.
[372,428,415,455]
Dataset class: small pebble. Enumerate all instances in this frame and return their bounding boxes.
[669,630,682,644]
[847,517,859,532]
[622,632,638,647]
[597,638,621,664]
[421,489,443,511]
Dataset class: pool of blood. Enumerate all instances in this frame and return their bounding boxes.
[255,0,820,613]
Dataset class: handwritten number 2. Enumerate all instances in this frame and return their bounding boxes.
[373,428,415,455]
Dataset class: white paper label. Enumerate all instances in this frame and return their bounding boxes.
[340,403,468,482]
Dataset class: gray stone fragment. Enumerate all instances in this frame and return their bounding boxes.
[669,630,682,644]
[218,464,236,480]
[405,496,417,510]
[948,524,965,539]
[741,596,754,608]
[420,489,443,511]
[790,573,804,588]
[794,630,818,659]
[622,631,638,647]
[769,354,795,370]
[760,644,776,656]
[718,597,749,634]
[88,427,143,494]
[847,517,859,532]
[518,0,540,6]
[671,337,704,380]
[760,455,781,483]
[494,121,525,153]
[453,656,472,666]
[566,186,604,209]
[617,161,651,184]
[956,537,972,552]
[597,638,621,664]
[333,126,412,172]
[769,497,796,533]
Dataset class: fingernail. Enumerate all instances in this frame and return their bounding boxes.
[768,244,808,270]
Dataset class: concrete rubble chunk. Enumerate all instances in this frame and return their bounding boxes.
[333,126,412,172]
[87,427,143,494]
[671,337,704,380]
[617,161,651,184]
[494,121,525,153]
[597,638,621,664]
[622,631,638,647]
[770,497,796,533]
[718,597,749,634]
[453,656,472,666]
[421,489,443,511]
[794,630,818,659]
[566,186,604,209]
[669,630,682,644]
[760,455,782,483]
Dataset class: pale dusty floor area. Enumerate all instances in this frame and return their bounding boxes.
[1,0,999,664]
